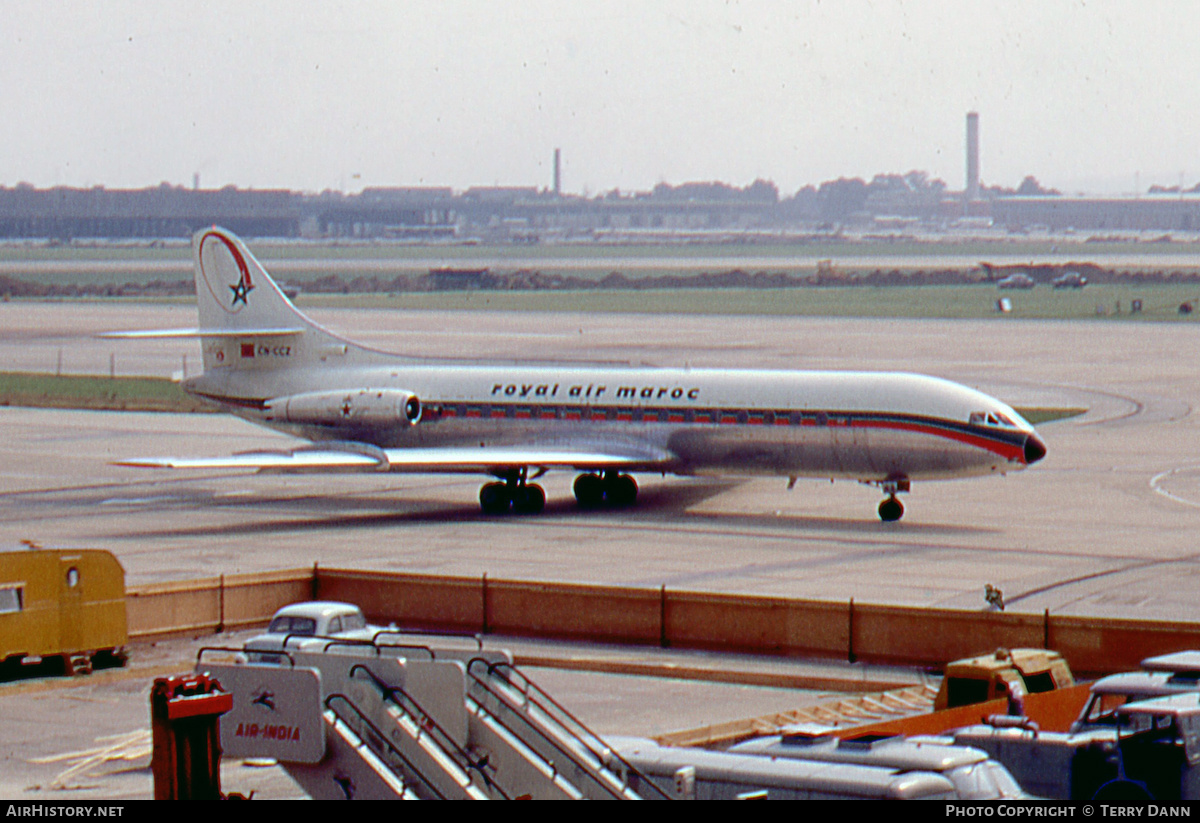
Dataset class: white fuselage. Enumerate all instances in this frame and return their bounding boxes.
[187,360,1039,483]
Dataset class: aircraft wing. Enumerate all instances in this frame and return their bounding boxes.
[115,442,676,475]
[379,445,675,475]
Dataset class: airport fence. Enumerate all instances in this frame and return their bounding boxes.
[125,566,1200,675]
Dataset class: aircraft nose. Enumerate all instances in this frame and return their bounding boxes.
[1023,432,1047,465]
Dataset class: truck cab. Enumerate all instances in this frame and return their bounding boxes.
[934,648,1074,711]
[1097,694,1200,801]
[1071,650,1200,733]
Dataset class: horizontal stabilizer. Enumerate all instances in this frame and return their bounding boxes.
[99,327,305,339]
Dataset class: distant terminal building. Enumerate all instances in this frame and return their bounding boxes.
[0,180,788,241]
[0,183,300,239]
[5,180,1200,241]
[0,183,459,241]
[991,194,1200,232]
[319,187,457,238]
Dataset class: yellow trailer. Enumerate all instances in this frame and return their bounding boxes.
[0,548,127,676]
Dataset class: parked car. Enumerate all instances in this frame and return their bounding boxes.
[1052,272,1088,289]
[997,273,1035,289]
[243,601,378,662]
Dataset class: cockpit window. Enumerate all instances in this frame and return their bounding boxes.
[970,411,1018,428]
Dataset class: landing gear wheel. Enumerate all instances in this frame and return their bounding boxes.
[64,653,93,677]
[512,483,546,515]
[574,472,638,508]
[479,482,511,515]
[878,495,904,522]
[574,473,605,508]
[604,473,638,508]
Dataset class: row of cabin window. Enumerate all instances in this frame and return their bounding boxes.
[435,406,863,426]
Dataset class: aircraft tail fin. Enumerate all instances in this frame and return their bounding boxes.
[192,227,349,372]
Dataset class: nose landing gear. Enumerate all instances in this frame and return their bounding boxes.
[875,478,909,522]
[878,495,904,522]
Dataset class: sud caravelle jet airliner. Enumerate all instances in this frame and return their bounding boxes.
[114,227,1046,522]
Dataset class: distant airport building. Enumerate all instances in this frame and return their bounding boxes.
[3,177,1200,240]
[320,187,457,238]
[0,183,300,239]
[991,194,1200,232]
[5,109,1197,240]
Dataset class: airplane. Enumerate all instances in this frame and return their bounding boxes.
[112,227,1047,522]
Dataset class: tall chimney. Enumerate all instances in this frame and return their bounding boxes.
[553,148,562,197]
[966,112,980,202]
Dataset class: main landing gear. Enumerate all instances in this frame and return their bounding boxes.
[479,468,545,515]
[875,478,910,523]
[574,471,638,509]
[477,469,639,515]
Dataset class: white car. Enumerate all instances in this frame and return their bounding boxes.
[243,601,379,662]
[997,273,1035,289]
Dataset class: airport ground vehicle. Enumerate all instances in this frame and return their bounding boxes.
[945,693,1200,800]
[728,728,1029,799]
[609,735,969,800]
[243,601,377,662]
[0,548,127,676]
[1071,651,1200,732]
[1096,694,1200,800]
[927,652,1200,799]
[934,648,1074,711]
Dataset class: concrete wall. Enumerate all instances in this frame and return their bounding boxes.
[126,567,1200,675]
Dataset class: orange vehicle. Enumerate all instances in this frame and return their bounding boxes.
[934,648,1074,711]
[0,548,127,676]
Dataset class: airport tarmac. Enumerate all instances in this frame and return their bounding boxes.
[1,301,1199,799]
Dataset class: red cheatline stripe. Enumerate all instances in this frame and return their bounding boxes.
[855,418,1024,461]
[196,393,1027,463]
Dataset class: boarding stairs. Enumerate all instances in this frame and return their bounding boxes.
[198,638,667,800]
[464,656,661,799]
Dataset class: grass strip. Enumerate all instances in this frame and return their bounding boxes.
[1013,407,1088,425]
[0,372,211,413]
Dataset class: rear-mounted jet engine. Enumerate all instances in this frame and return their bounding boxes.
[265,389,421,426]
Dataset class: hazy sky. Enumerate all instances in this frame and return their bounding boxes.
[5,1,1200,196]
